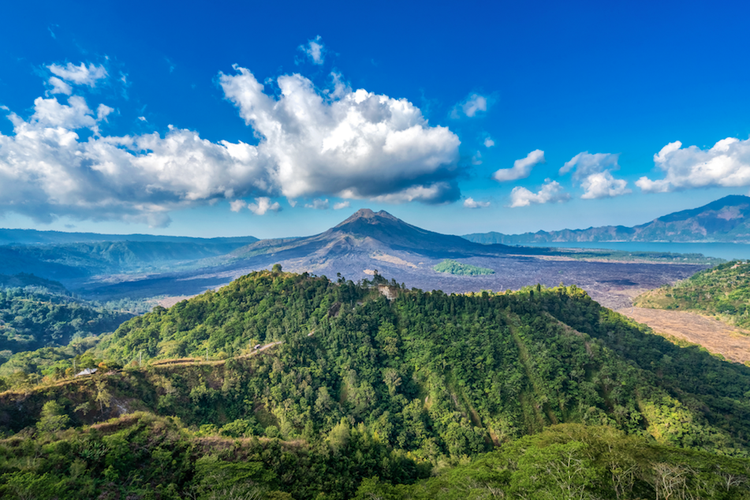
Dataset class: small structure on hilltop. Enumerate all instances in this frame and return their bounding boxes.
[75,368,97,377]
[378,285,399,301]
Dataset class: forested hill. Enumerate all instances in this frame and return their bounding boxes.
[635,260,750,327]
[464,194,750,244]
[10,270,748,453]
[2,270,750,497]
[0,280,132,356]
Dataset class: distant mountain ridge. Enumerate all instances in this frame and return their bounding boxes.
[0,227,258,246]
[463,195,750,244]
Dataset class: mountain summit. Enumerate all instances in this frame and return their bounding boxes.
[465,195,750,244]
[327,208,478,254]
[230,208,506,264]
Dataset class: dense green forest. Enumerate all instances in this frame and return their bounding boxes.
[635,260,750,328]
[433,259,494,275]
[1,270,750,498]
[2,414,749,499]
[0,286,131,356]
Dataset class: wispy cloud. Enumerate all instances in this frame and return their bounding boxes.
[451,93,492,118]
[305,198,330,210]
[463,197,490,209]
[48,62,108,87]
[298,35,326,65]
[493,150,545,182]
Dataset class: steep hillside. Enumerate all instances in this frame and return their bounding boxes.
[4,272,749,451]
[2,271,750,497]
[635,260,750,328]
[465,195,750,244]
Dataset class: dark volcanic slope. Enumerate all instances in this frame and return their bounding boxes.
[227,208,516,261]
[464,195,750,244]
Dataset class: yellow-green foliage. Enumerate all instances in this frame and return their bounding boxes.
[635,260,750,327]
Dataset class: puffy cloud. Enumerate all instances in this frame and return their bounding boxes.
[636,138,750,192]
[483,137,495,148]
[580,171,630,199]
[0,95,268,226]
[560,152,630,199]
[229,200,247,212]
[463,197,490,209]
[305,198,330,210]
[220,66,461,203]
[248,197,281,215]
[333,201,350,210]
[0,64,461,226]
[48,62,108,87]
[509,180,569,208]
[451,93,490,118]
[493,149,545,182]
[298,35,326,65]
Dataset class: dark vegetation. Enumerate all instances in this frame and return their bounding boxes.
[0,270,749,497]
[433,259,494,275]
[635,260,750,328]
[0,285,131,357]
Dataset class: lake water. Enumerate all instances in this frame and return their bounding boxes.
[519,241,750,261]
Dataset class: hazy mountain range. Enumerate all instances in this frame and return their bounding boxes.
[464,195,750,244]
[0,200,730,307]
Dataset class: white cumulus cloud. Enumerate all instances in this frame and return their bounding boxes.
[451,93,490,118]
[560,152,630,199]
[333,201,350,210]
[220,66,461,203]
[484,137,495,148]
[0,64,462,226]
[248,197,281,215]
[493,149,545,182]
[299,35,326,65]
[509,180,569,208]
[229,200,247,212]
[463,197,490,209]
[636,138,750,192]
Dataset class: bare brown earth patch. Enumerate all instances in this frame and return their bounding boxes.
[370,252,418,268]
[157,295,193,308]
[618,306,750,363]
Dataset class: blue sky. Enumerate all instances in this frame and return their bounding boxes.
[1,0,749,238]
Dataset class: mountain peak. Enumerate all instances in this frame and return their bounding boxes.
[336,208,399,227]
